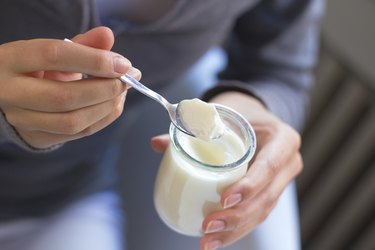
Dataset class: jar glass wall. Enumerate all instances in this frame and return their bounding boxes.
[154,104,256,236]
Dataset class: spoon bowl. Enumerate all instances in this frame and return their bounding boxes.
[119,74,195,137]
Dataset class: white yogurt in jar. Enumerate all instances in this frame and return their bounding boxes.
[154,103,256,236]
[178,98,226,141]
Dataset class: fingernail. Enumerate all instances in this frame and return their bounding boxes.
[205,220,225,234]
[205,240,222,250]
[127,67,142,79]
[114,56,130,74]
[223,193,242,209]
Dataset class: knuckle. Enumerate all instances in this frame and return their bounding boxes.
[113,96,125,118]
[19,130,53,149]
[259,199,278,224]
[52,87,75,111]
[2,109,25,129]
[109,79,123,97]
[265,158,279,178]
[295,132,302,149]
[81,125,96,137]
[295,153,304,175]
[0,45,6,63]
[41,41,62,65]
[258,210,270,224]
[61,113,83,135]
[240,176,256,197]
[283,124,301,151]
[263,192,277,212]
[113,104,124,120]
[228,211,242,230]
[93,52,110,72]
[290,129,302,150]
[3,112,17,126]
[6,117,23,130]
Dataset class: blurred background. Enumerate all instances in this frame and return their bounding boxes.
[297,0,375,249]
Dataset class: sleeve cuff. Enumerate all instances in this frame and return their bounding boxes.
[0,109,63,152]
[201,80,267,108]
[201,80,308,132]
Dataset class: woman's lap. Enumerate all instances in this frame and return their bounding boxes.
[0,191,124,250]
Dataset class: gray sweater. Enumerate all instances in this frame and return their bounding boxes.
[0,0,323,220]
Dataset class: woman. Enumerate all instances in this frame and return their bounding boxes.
[0,0,323,249]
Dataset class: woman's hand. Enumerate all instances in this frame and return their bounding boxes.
[151,91,303,250]
[0,27,141,149]
[200,92,302,250]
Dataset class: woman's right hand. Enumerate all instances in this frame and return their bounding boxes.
[0,27,141,149]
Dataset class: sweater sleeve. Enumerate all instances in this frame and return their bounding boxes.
[203,0,324,131]
[0,109,61,152]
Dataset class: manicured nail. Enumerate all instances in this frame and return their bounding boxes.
[205,240,222,250]
[114,56,130,74]
[205,220,226,234]
[223,193,242,209]
[127,67,142,79]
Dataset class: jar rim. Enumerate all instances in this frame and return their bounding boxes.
[170,104,257,172]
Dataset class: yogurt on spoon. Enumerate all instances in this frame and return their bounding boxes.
[177,98,226,141]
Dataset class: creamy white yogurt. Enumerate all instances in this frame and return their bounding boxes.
[178,98,226,141]
[154,104,256,236]
[154,127,249,236]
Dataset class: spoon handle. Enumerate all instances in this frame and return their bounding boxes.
[119,74,171,108]
[63,38,176,125]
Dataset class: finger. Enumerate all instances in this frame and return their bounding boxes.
[221,124,301,208]
[2,39,131,77]
[17,93,127,149]
[72,26,115,51]
[201,201,265,250]
[43,71,82,81]
[200,224,249,250]
[1,76,127,112]
[205,154,302,233]
[150,134,170,153]
[43,64,141,83]
[5,92,127,134]
[202,201,262,238]
[40,27,115,82]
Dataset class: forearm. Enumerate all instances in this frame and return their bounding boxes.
[202,78,308,132]
[210,0,324,131]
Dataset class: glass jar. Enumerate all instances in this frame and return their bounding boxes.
[153,104,256,236]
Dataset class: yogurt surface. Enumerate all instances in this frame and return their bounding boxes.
[154,127,248,236]
[178,98,226,141]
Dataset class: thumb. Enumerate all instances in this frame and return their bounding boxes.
[44,27,115,81]
[72,26,115,51]
[151,134,170,153]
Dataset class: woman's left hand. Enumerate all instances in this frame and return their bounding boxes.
[151,91,303,250]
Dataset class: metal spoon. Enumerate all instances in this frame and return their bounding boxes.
[63,38,195,137]
[119,74,195,137]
